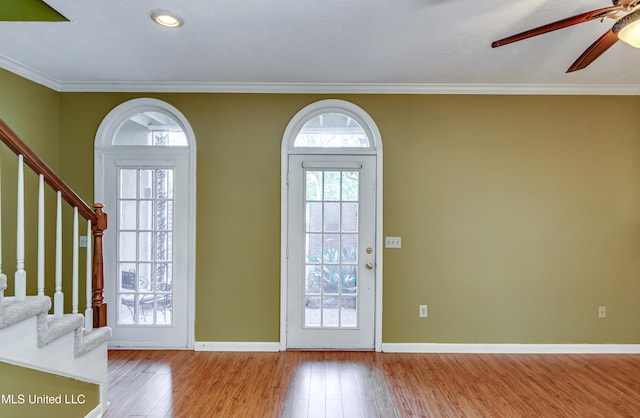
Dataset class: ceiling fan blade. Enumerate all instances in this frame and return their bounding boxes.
[491,6,622,48]
[566,29,619,72]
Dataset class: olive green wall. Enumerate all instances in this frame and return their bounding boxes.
[0,362,99,418]
[3,75,640,344]
[0,69,59,297]
[56,92,640,344]
[379,95,640,343]
[3,72,638,344]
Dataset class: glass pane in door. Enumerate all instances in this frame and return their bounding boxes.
[304,170,359,327]
[117,167,174,326]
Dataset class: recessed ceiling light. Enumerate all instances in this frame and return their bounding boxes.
[151,11,183,28]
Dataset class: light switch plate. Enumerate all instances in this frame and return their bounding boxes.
[385,236,401,248]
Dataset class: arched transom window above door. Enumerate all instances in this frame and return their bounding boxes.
[287,100,379,154]
[113,110,188,147]
[294,112,370,148]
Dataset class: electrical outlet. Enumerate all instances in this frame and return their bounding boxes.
[79,236,88,248]
[419,305,428,318]
[598,306,606,318]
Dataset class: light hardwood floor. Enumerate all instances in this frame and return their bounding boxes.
[105,350,640,417]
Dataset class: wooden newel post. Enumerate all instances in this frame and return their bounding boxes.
[92,203,108,328]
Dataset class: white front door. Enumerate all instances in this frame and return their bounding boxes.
[287,154,376,349]
[104,154,190,348]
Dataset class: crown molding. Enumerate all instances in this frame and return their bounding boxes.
[59,81,640,95]
[3,57,640,95]
[0,56,61,91]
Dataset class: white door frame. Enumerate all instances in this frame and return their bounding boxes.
[280,99,383,351]
[94,98,197,349]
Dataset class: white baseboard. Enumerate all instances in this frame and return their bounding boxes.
[381,343,640,354]
[194,341,280,352]
[193,342,640,354]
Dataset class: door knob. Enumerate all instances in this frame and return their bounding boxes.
[365,262,374,270]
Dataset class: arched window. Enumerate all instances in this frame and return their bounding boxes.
[112,110,188,146]
[96,100,193,149]
[293,112,372,149]
[287,100,379,154]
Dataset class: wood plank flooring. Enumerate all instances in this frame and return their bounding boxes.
[105,350,640,417]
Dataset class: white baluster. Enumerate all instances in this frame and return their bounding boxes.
[72,207,79,314]
[15,155,26,301]
[85,219,93,332]
[37,174,45,296]
[54,191,63,318]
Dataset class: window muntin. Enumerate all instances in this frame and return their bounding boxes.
[304,169,360,328]
[117,167,174,326]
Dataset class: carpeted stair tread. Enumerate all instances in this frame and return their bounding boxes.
[75,326,111,358]
[0,296,51,329]
[38,312,84,347]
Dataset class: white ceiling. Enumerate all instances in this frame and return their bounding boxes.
[1,0,640,94]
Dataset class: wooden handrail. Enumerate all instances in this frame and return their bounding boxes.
[0,119,96,222]
[0,118,107,327]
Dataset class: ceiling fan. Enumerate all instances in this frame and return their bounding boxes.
[492,1,640,72]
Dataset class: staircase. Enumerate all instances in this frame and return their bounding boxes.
[0,119,111,417]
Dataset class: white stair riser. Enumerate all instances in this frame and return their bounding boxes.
[0,316,107,384]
